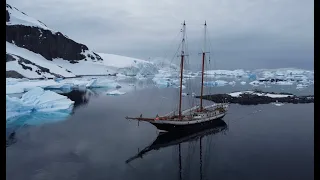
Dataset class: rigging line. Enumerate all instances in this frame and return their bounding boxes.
[164,30,183,59]
[159,32,183,113]
[184,30,194,110]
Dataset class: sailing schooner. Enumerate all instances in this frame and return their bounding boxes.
[126,21,229,132]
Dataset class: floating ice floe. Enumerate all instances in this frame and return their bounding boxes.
[254,68,314,82]
[240,81,246,85]
[106,90,126,96]
[204,80,229,87]
[6,77,122,94]
[296,84,309,89]
[249,80,294,86]
[6,79,61,94]
[6,87,74,121]
[205,69,246,77]
[273,81,293,85]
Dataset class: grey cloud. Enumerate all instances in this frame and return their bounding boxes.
[7,0,313,70]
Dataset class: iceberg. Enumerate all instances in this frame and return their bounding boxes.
[6,87,74,122]
[152,70,185,88]
[117,62,159,77]
[240,81,246,85]
[84,78,121,88]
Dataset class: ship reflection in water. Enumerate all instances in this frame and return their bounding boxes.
[125,119,228,180]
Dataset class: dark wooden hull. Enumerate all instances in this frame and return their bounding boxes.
[150,114,225,132]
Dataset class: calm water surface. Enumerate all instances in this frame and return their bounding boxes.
[6,79,314,180]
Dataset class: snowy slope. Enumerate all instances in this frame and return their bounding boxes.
[6,4,52,31]
[6,42,76,78]
[6,40,155,78]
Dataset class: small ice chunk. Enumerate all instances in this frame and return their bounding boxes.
[240,81,246,85]
[272,102,284,106]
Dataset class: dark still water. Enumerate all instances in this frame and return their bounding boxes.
[6,84,314,180]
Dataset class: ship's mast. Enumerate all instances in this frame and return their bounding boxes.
[179,21,186,118]
[200,21,208,111]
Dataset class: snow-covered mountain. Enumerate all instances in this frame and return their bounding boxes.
[6,4,155,79]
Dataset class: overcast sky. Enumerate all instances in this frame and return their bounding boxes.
[8,0,313,70]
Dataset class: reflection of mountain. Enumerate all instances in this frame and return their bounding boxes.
[61,90,92,110]
[6,131,17,147]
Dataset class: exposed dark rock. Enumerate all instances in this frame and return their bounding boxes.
[6,10,9,22]
[7,25,89,61]
[6,3,103,63]
[6,53,64,78]
[198,91,314,105]
[6,53,16,62]
[6,71,24,78]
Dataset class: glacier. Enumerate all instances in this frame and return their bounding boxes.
[6,87,74,125]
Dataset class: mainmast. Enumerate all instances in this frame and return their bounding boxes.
[179,21,186,118]
[200,21,208,111]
